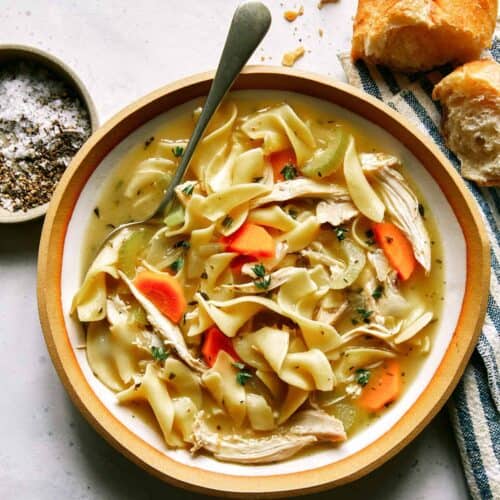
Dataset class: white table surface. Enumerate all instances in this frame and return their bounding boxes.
[0,1,471,498]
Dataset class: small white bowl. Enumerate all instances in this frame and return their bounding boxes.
[0,44,98,224]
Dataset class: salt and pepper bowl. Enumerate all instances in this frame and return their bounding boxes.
[0,44,98,224]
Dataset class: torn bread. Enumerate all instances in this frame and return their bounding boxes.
[432,60,500,187]
[352,0,497,73]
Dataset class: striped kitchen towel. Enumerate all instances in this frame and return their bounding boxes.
[339,38,500,500]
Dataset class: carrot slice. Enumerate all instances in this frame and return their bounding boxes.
[372,222,416,280]
[133,270,186,323]
[357,359,402,412]
[201,326,240,367]
[222,222,275,258]
[269,148,297,181]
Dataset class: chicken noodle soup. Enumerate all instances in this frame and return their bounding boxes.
[74,91,443,464]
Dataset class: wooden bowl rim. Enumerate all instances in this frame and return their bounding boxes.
[37,66,490,498]
[0,43,99,224]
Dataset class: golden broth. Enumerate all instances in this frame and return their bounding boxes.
[82,90,444,440]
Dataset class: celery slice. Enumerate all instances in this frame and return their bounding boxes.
[164,201,185,228]
[117,228,155,278]
[302,128,350,179]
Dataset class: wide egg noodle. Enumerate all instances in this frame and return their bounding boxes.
[72,230,129,322]
[240,104,316,165]
[117,363,184,448]
[201,351,246,426]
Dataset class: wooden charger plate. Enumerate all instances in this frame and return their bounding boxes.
[37,67,489,498]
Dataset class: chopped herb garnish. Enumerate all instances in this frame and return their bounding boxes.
[280,163,298,180]
[188,300,198,306]
[335,227,348,241]
[222,216,233,228]
[173,239,190,250]
[182,183,195,196]
[288,209,298,220]
[93,207,100,218]
[351,318,359,325]
[169,258,184,273]
[200,271,208,279]
[252,176,264,183]
[356,307,373,323]
[372,285,384,300]
[365,229,375,245]
[252,262,271,290]
[151,346,169,361]
[144,136,154,148]
[200,291,210,301]
[418,203,425,216]
[172,146,184,157]
[355,368,371,387]
[233,363,252,386]
[365,229,374,238]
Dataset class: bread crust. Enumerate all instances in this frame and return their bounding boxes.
[352,0,497,72]
[433,60,500,186]
[432,60,500,103]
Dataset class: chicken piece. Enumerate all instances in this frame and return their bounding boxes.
[191,409,346,464]
[360,155,431,272]
[316,200,359,226]
[118,271,207,373]
[250,178,349,209]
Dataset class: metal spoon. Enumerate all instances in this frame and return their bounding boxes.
[99,2,271,248]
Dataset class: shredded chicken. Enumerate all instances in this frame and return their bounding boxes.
[118,271,207,373]
[191,409,345,464]
[360,154,431,272]
[316,200,359,225]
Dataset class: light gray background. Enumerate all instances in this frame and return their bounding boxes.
[0,1,469,499]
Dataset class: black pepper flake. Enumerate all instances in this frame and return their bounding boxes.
[144,136,155,149]
[93,207,100,218]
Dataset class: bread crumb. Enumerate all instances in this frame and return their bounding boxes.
[282,46,305,67]
[284,6,304,22]
[318,28,324,37]
[317,0,338,9]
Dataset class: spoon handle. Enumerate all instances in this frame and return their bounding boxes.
[154,1,271,217]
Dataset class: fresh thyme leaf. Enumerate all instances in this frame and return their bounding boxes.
[172,146,184,158]
[151,346,169,361]
[200,271,208,279]
[252,263,266,278]
[232,362,245,370]
[144,136,154,149]
[288,209,298,220]
[372,285,384,300]
[251,263,271,289]
[93,207,100,218]
[222,216,233,228]
[355,368,371,387]
[356,307,373,323]
[280,163,298,180]
[335,227,348,241]
[254,276,271,289]
[182,183,195,196]
[169,258,184,273]
[235,369,252,386]
[418,203,425,216]
[200,291,210,301]
[173,239,190,249]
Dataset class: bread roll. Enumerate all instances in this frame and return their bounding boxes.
[352,0,497,73]
[432,60,500,187]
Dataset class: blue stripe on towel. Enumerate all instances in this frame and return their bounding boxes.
[376,64,401,95]
[454,379,493,500]
[355,60,383,100]
[471,353,500,462]
[476,334,500,409]
[487,188,500,214]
